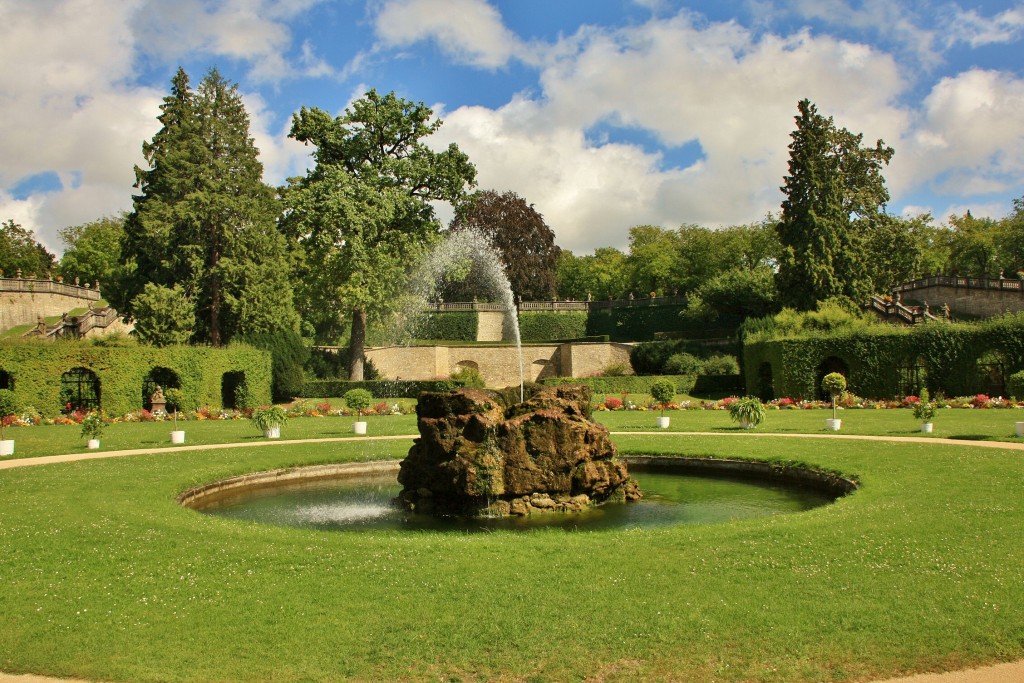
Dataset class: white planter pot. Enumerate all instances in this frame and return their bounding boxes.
[353,421,367,435]
[87,439,100,449]
[921,422,933,433]
[740,418,756,430]
[656,416,670,429]
[1016,421,1024,437]
[825,418,842,431]
[0,439,14,456]
[264,426,281,439]
[170,430,186,444]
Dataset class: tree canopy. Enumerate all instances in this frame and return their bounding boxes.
[449,189,561,301]
[57,213,127,291]
[775,99,894,310]
[120,67,297,345]
[0,219,56,278]
[284,89,476,379]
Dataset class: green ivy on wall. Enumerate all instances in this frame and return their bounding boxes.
[0,339,271,416]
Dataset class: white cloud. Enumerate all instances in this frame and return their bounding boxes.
[893,69,1024,198]
[372,0,532,69]
[435,13,911,252]
[942,5,1024,48]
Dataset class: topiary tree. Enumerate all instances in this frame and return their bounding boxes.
[343,388,373,418]
[650,379,676,418]
[0,388,19,441]
[821,372,847,420]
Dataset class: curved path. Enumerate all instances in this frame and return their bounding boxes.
[2,430,1023,683]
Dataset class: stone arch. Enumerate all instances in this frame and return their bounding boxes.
[221,371,248,410]
[143,367,181,411]
[897,356,928,397]
[0,369,13,391]
[455,360,479,372]
[816,356,849,400]
[60,367,100,411]
[755,361,774,402]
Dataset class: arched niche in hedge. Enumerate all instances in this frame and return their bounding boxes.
[221,371,248,409]
[755,362,774,401]
[142,367,181,411]
[976,349,1009,397]
[816,357,849,400]
[897,356,928,397]
[0,369,13,391]
[61,367,101,411]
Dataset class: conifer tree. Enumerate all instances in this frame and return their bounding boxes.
[120,67,297,344]
[775,99,894,310]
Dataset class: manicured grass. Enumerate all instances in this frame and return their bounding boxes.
[1,428,1023,681]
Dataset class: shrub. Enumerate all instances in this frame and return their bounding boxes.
[450,366,486,388]
[543,375,697,395]
[1009,370,1024,399]
[0,389,19,440]
[650,379,676,416]
[237,330,310,402]
[80,410,107,441]
[912,388,936,422]
[701,354,740,375]
[821,373,847,420]
[343,388,374,417]
[416,312,478,342]
[298,379,463,398]
[250,405,288,433]
[600,361,632,377]
[664,352,703,375]
[728,396,766,428]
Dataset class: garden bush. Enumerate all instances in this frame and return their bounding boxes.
[664,352,703,375]
[543,374,697,395]
[298,378,466,398]
[518,311,587,342]
[450,366,486,388]
[416,312,478,342]
[701,353,740,375]
[237,329,310,402]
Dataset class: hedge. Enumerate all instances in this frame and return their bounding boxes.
[298,378,467,398]
[518,311,587,342]
[0,339,271,416]
[743,313,1024,400]
[630,339,742,375]
[415,312,478,342]
[542,374,697,395]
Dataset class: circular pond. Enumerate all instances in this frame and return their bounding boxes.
[188,460,842,532]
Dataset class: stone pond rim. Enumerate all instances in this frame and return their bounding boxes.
[397,384,642,517]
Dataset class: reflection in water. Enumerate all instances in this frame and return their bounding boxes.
[195,466,837,533]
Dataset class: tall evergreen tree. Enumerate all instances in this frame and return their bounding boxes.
[120,67,297,345]
[284,89,476,379]
[775,99,894,310]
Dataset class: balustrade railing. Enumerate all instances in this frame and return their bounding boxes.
[0,276,101,300]
[424,295,686,313]
[893,275,1024,294]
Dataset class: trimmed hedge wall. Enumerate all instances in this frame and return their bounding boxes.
[416,312,478,342]
[744,313,1024,400]
[298,378,467,398]
[518,311,588,342]
[0,340,271,416]
[542,374,697,395]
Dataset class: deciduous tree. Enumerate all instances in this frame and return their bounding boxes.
[57,213,127,292]
[0,219,56,278]
[284,89,476,379]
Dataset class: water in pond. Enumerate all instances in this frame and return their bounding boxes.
[195,467,836,532]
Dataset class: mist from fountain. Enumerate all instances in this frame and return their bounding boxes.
[394,229,525,401]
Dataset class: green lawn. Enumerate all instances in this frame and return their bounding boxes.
[1,412,1024,681]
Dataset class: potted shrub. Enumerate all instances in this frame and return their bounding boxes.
[912,388,936,433]
[250,405,287,439]
[344,388,373,435]
[80,410,107,449]
[650,379,676,428]
[165,388,186,444]
[728,396,766,429]
[821,372,847,431]
[0,389,19,456]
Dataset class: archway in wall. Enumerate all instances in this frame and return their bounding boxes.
[221,371,247,410]
[897,357,928,397]
[0,369,13,391]
[60,367,100,411]
[143,367,181,411]
[455,360,479,372]
[755,362,774,402]
[532,358,556,382]
[977,350,1008,397]
[816,356,849,400]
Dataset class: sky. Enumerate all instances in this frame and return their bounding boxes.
[1,0,1022,256]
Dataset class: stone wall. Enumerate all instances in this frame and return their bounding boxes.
[1,288,102,332]
[366,341,634,387]
[476,311,506,342]
[902,285,1024,319]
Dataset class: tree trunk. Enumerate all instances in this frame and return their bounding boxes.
[348,308,366,381]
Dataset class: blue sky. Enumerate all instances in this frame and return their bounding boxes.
[1,0,1022,255]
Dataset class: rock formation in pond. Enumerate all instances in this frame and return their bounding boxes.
[398,385,641,516]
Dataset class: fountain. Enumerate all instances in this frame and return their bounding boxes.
[397,384,641,517]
